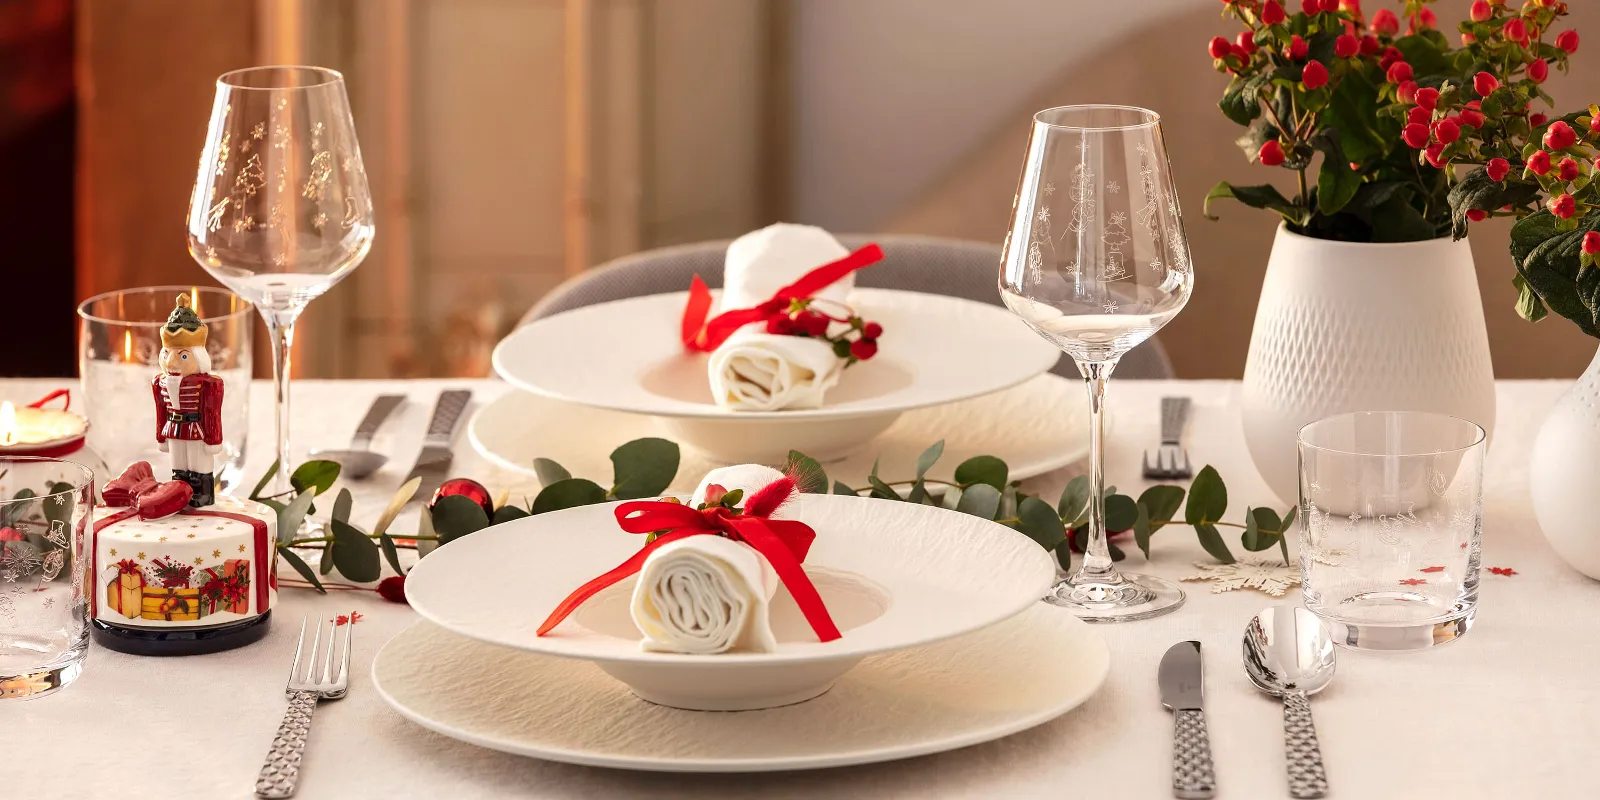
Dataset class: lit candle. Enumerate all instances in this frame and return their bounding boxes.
[0,398,90,456]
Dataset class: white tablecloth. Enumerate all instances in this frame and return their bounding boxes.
[5,378,1593,799]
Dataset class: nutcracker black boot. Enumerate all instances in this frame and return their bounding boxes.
[173,469,201,507]
[193,471,216,508]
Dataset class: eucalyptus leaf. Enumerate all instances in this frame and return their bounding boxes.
[786,451,828,493]
[277,489,317,546]
[331,488,353,525]
[907,479,927,505]
[379,533,405,577]
[1016,496,1067,550]
[290,460,341,497]
[609,438,680,499]
[1185,465,1228,526]
[532,457,572,487]
[942,485,963,510]
[250,460,279,501]
[532,478,608,514]
[832,480,857,496]
[867,474,899,501]
[1104,494,1138,532]
[1058,475,1091,521]
[1241,507,1278,552]
[1137,485,1186,524]
[373,477,421,538]
[416,507,439,558]
[1054,540,1072,572]
[1195,523,1236,564]
[256,497,286,515]
[433,494,491,544]
[1133,502,1153,560]
[915,441,945,479]
[955,483,1002,520]
[43,483,74,526]
[953,455,1008,491]
[492,505,530,525]
[330,518,382,583]
[319,540,337,576]
[277,547,325,593]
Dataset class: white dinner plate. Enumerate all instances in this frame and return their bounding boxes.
[371,603,1110,772]
[470,373,1096,493]
[491,289,1060,462]
[403,494,1055,710]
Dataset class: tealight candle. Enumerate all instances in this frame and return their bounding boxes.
[0,391,90,457]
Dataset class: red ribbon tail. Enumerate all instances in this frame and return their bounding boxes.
[536,531,698,636]
[681,275,714,351]
[680,242,885,353]
[730,518,841,642]
[27,389,71,411]
[694,306,777,352]
[182,508,272,614]
[778,243,883,300]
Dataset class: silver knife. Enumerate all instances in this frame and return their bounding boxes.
[402,389,472,502]
[1160,640,1216,799]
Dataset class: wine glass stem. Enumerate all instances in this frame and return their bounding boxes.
[263,310,299,496]
[1075,360,1120,584]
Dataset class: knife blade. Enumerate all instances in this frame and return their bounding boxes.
[402,389,473,502]
[1160,641,1215,799]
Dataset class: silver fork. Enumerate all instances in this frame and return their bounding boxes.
[255,615,353,799]
[1143,397,1193,480]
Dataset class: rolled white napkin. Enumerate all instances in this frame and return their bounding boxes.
[629,464,789,654]
[711,224,855,411]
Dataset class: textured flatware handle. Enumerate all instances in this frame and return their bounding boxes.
[1173,708,1216,799]
[1160,397,1191,444]
[1284,693,1329,798]
[423,389,471,445]
[255,690,319,799]
[351,395,405,448]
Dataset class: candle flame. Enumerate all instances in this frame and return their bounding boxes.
[190,287,201,316]
[0,402,14,446]
[123,329,133,362]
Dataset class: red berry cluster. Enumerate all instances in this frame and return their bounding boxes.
[764,298,882,365]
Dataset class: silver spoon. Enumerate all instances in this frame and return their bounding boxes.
[308,395,404,480]
[1243,606,1335,799]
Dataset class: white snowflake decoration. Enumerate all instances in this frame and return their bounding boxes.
[0,544,42,582]
[1102,300,1119,313]
[1043,182,1056,196]
[1106,181,1120,193]
[1183,558,1302,597]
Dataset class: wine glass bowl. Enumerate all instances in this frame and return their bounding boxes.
[1000,105,1193,622]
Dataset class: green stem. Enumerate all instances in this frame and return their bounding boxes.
[280,533,440,547]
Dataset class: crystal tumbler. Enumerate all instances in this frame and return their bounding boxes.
[0,458,94,699]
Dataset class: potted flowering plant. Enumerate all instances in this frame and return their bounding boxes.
[1205,0,1581,503]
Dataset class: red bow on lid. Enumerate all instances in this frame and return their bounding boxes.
[536,476,842,642]
[103,462,192,520]
[680,243,884,352]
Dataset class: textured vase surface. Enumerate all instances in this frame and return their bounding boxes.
[1241,225,1497,505]
[1530,345,1600,579]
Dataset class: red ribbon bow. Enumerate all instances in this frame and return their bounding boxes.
[536,477,842,643]
[102,462,193,520]
[680,243,884,352]
[114,559,142,576]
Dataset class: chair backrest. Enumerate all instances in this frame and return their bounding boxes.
[521,234,1173,379]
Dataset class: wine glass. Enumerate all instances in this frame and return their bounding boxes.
[999,105,1193,622]
[186,66,375,495]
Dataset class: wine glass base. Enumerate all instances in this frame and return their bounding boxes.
[1043,572,1185,623]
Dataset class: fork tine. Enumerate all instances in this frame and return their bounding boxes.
[1160,450,1172,474]
[305,618,323,686]
[338,611,354,685]
[1179,449,1193,474]
[1142,451,1155,476]
[288,616,308,684]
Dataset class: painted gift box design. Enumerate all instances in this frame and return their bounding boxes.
[101,555,253,622]
[197,559,250,616]
[105,559,144,619]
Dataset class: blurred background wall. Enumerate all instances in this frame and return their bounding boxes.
[7,0,1598,379]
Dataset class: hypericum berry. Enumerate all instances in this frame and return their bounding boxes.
[1474,72,1499,96]
[1334,33,1359,58]
[1259,140,1286,166]
[1583,231,1600,255]
[1416,87,1440,111]
[1433,117,1461,144]
[1397,80,1419,104]
[1301,0,1319,13]
[1550,193,1578,219]
[1287,35,1309,60]
[377,575,408,604]
[861,321,883,339]
[1557,30,1580,54]
[1401,122,1431,149]
[1371,9,1400,35]
[1208,37,1231,60]
[1528,58,1549,84]
[1531,112,1549,127]
[1412,7,1436,31]
[1466,208,1488,222]
[1558,157,1581,181]
[1360,34,1381,55]
[1262,0,1287,24]
[1319,0,1339,11]
[1407,106,1431,126]
[1236,30,1257,53]
[1379,46,1404,70]
[1301,60,1329,89]
[1546,120,1578,150]
[1459,108,1486,128]
[1386,61,1413,84]
[1470,0,1492,22]
[1504,18,1527,42]
[1528,149,1553,175]
[1486,157,1511,182]
[1591,116,1600,133]
[1424,141,1447,167]
[850,339,878,361]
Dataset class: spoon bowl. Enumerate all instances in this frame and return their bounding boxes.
[1243,605,1336,697]
[307,448,389,480]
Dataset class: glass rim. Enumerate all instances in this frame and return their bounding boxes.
[0,456,96,501]
[1033,104,1161,132]
[77,285,252,326]
[218,65,344,91]
[1297,410,1487,458]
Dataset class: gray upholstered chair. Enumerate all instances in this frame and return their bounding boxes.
[520,234,1174,379]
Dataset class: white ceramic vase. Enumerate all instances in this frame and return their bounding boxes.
[1242,225,1497,505]
[1530,345,1600,579]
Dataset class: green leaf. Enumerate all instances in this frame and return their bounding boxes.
[277,489,317,546]
[531,457,571,487]
[907,478,928,505]
[999,484,1019,521]
[1133,502,1153,559]
[955,483,1002,520]
[250,460,279,501]
[432,494,492,543]
[941,485,963,509]
[953,455,1008,491]
[1015,496,1067,550]
[1184,465,1228,526]
[1103,493,1138,532]
[1203,181,1307,226]
[531,478,609,514]
[329,518,382,583]
[1058,476,1091,521]
[331,488,353,525]
[1242,507,1279,552]
[1054,540,1072,573]
[832,480,857,496]
[319,539,337,576]
[915,441,945,479]
[373,477,421,538]
[786,451,828,493]
[256,497,286,515]
[867,473,900,500]
[276,547,325,593]
[1195,523,1236,563]
[42,482,74,526]
[1516,210,1600,337]
[608,438,680,499]
[290,460,341,497]
[1325,68,1386,164]
[379,533,405,577]
[1447,167,1541,240]
[1137,485,1186,524]
[1369,187,1436,243]
[416,507,438,558]
[1219,72,1265,126]
[1316,144,1360,216]
[1278,505,1296,564]
[1235,118,1281,163]
[492,505,530,525]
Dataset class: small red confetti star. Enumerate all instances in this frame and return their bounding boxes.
[332,611,364,627]
[1459,543,1468,550]
[1419,566,1445,573]
[1489,567,1517,577]
[1399,578,1427,586]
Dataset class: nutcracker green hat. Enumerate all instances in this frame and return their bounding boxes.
[161,294,207,348]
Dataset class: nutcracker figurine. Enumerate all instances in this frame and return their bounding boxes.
[154,294,223,507]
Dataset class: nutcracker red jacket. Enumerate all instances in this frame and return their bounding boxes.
[151,373,224,446]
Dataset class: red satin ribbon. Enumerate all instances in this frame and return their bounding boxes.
[2,389,85,457]
[680,243,884,352]
[536,496,842,643]
[180,507,271,615]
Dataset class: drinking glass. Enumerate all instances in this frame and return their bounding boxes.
[0,458,94,699]
[1298,411,1485,651]
[78,286,252,490]
[186,66,375,494]
[999,105,1193,622]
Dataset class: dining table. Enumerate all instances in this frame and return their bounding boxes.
[4,376,1595,799]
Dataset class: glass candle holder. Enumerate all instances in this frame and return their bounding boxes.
[78,287,252,492]
[0,457,94,700]
[1298,411,1486,652]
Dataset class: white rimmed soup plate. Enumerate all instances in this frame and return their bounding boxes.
[490,289,1061,462]
[403,493,1056,711]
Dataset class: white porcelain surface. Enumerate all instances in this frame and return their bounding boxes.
[1531,345,1600,579]
[404,494,1056,710]
[370,603,1109,772]
[1242,226,1497,505]
[491,289,1059,461]
[469,373,1092,492]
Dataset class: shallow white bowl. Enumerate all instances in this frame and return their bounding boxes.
[491,289,1060,462]
[468,373,1096,493]
[371,603,1110,772]
[404,494,1056,711]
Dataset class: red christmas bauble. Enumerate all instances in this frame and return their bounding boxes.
[430,477,494,519]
